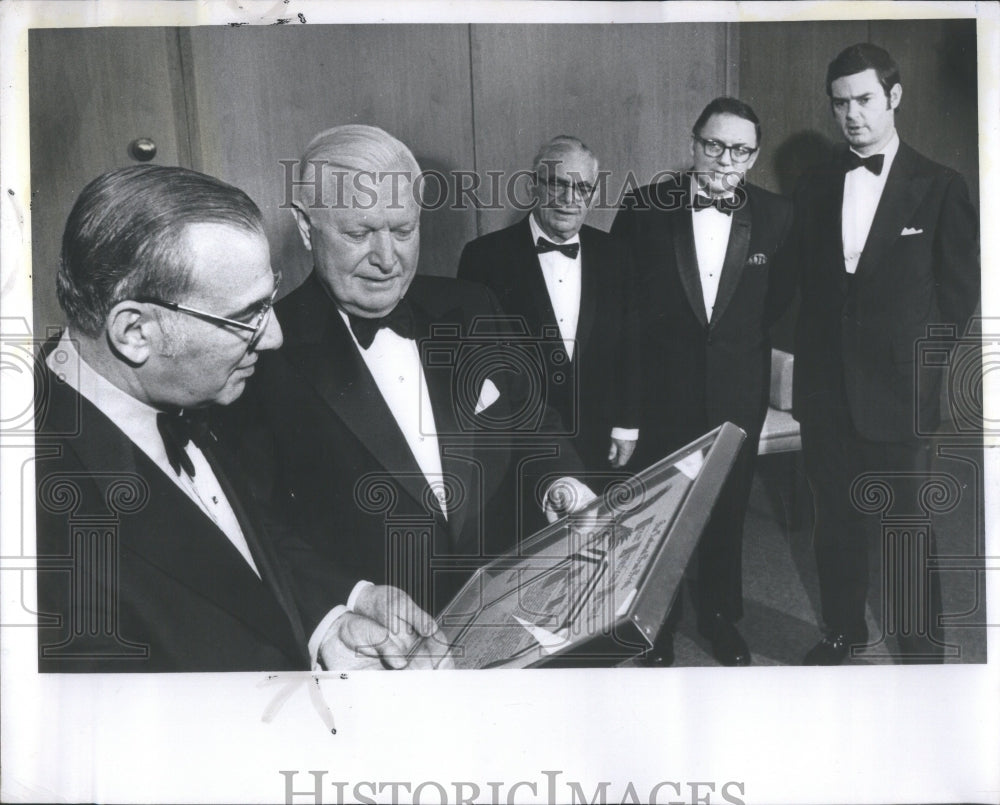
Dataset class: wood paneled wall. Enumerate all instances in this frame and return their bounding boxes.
[739,18,979,349]
[29,21,979,335]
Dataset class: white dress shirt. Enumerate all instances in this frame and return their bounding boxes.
[339,309,448,517]
[690,187,734,320]
[842,130,899,274]
[528,214,638,443]
[48,331,346,667]
[48,332,261,576]
[529,213,581,360]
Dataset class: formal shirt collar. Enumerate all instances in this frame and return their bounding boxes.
[529,211,581,247]
[47,330,172,468]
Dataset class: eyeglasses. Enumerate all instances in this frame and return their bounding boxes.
[135,272,281,351]
[693,135,758,163]
[542,176,596,200]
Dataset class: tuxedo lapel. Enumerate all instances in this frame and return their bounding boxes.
[200,434,309,656]
[514,217,559,334]
[575,228,600,356]
[412,300,474,542]
[813,164,849,294]
[281,301,431,516]
[710,200,752,325]
[672,200,709,327]
[854,144,929,282]
[50,378,306,663]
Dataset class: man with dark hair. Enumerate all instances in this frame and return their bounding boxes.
[791,43,979,664]
[35,164,436,672]
[226,125,594,622]
[611,97,795,666]
[457,135,641,472]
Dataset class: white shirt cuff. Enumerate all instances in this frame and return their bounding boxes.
[611,428,639,441]
[308,605,349,670]
[347,579,374,612]
[308,581,376,670]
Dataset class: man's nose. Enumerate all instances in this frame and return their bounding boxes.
[368,230,395,271]
[716,147,733,166]
[255,309,283,351]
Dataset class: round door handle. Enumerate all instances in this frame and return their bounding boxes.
[128,137,157,162]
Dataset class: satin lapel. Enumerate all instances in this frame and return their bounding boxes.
[854,145,928,282]
[281,306,430,514]
[200,434,309,660]
[515,218,559,335]
[672,207,709,327]
[55,381,305,662]
[575,228,599,357]
[814,165,849,294]
[710,201,752,325]
[413,301,474,541]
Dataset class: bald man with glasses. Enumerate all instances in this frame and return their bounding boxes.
[34,165,438,672]
[612,97,795,666]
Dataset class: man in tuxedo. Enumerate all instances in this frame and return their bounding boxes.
[35,164,436,672]
[457,135,640,473]
[791,44,979,664]
[233,125,594,620]
[611,98,795,666]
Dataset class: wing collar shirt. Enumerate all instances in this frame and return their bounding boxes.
[842,130,899,274]
[48,331,348,667]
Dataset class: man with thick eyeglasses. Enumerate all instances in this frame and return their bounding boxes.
[458,135,641,474]
[34,164,437,671]
[611,97,795,666]
[790,44,979,665]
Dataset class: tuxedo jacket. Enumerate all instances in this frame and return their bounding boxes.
[790,141,980,441]
[225,273,582,613]
[457,217,641,469]
[34,339,348,672]
[610,174,795,467]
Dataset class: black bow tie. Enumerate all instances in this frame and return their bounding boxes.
[535,237,580,259]
[157,409,213,477]
[691,193,739,215]
[347,299,415,350]
[842,151,885,175]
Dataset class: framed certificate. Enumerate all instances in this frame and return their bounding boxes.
[418,422,746,668]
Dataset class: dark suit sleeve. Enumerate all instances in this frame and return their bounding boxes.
[214,394,358,632]
[610,196,638,242]
[614,241,642,431]
[933,172,980,333]
[456,240,485,284]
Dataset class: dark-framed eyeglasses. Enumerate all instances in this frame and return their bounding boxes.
[134,272,281,351]
[693,135,758,163]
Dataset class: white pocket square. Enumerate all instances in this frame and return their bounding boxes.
[901,227,924,236]
[474,378,500,414]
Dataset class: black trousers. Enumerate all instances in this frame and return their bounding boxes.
[800,406,945,662]
[648,428,759,654]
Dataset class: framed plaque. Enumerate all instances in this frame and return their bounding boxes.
[417,422,746,668]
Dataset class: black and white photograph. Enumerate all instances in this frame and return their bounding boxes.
[1,1,997,803]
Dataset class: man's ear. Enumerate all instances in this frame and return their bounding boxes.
[290,201,313,251]
[106,301,154,366]
[888,83,902,111]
